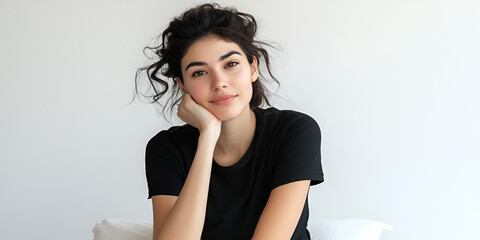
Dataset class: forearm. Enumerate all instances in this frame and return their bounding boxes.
[155,131,217,240]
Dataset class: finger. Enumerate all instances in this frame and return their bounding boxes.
[177,113,185,122]
[184,93,200,105]
[179,93,190,106]
[182,93,195,105]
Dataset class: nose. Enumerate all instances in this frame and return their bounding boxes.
[211,71,228,91]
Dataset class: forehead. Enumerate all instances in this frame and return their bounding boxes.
[181,35,245,67]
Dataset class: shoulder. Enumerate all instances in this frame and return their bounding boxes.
[256,107,320,133]
[146,124,199,153]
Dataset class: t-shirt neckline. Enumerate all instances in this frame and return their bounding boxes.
[212,108,264,171]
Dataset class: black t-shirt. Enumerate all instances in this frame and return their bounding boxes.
[145,107,324,240]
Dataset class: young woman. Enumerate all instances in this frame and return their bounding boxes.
[136,3,323,240]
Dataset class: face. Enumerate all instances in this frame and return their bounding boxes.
[177,35,259,121]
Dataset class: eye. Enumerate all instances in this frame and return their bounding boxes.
[192,71,206,77]
[226,61,239,68]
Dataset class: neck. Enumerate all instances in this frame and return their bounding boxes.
[214,107,256,166]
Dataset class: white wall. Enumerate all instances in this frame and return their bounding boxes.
[1,0,479,239]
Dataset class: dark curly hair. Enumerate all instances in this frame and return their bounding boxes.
[133,3,279,118]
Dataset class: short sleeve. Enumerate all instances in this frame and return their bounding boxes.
[145,132,186,199]
[270,113,323,190]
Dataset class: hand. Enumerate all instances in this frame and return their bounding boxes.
[177,93,221,139]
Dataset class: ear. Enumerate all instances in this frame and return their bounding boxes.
[175,77,187,93]
[250,56,259,82]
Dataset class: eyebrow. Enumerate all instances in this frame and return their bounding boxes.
[184,51,242,71]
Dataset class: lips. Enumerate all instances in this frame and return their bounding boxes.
[210,94,237,105]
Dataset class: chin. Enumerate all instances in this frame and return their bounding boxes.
[210,105,247,122]
[212,110,240,121]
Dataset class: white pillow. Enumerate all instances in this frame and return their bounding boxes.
[308,219,393,240]
[92,219,152,240]
[92,218,392,240]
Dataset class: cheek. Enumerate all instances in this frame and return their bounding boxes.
[231,67,252,84]
[184,82,208,103]
[186,87,202,99]
[235,71,254,92]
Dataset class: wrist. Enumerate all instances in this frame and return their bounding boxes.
[199,123,221,143]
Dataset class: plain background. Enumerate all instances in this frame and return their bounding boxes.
[1,0,479,239]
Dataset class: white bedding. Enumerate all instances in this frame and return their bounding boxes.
[92,218,392,240]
